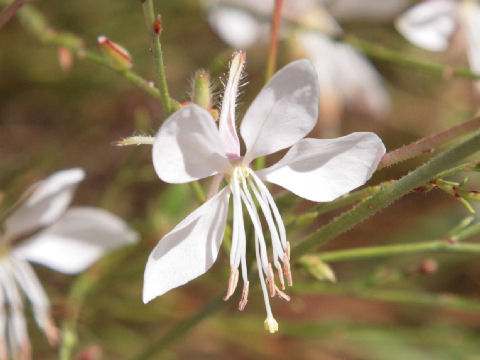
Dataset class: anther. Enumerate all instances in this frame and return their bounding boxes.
[283,253,293,287]
[267,263,275,297]
[223,266,239,301]
[238,281,249,311]
[274,285,291,302]
[275,262,285,290]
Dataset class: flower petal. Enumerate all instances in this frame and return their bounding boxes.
[143,187,230,303]
[13,207,138,274]
[335,42,390,117]
[241,59,319,163]
[207,4,266,48]
[152,104,230,183]
[256,133,386,202]
[4,168,85,240]
[459,1,480,74]
[395,0,458,51]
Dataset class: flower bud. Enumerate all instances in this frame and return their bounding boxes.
[97,35,132,71]
[299,256,336,283]
[192,70,212,110]
[57,47,73,73]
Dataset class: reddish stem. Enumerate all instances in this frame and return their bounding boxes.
[265,0,283,83]
[0,0,30,30]
[379,116,480,169]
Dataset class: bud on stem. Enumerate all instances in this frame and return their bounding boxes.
[97,35,132,71]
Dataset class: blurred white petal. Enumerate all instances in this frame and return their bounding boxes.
[331,0,408,22]
[459,1,480,74]
[4,168,85,240]
[395,0,458,51]
[13,206,138,274]
[143,187,230,303]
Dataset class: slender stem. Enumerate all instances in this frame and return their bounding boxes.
[293,131,480,258]
[379,116,480,169]
[141,0,175,116]
[189,182,206,204]
[0,0,29,29]
[292,282,480,313]
[312,228,480,263]
[7,2,163,100]
[265,0,283,83]
[345,35,480,81]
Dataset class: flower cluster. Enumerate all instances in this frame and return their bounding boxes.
[0,168,138,358]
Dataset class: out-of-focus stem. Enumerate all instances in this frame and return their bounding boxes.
[265,0,283,82]
[141,0,176,116]
[5,2,163,99]
[310,224,480,263]
[345,35,480,81]
[378,116,480,169]
[0,0,29,29]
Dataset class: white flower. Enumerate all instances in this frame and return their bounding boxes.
[202,0,390,123]
[396,0,480,74]
[0,168,138,359]
[143,52,386,333]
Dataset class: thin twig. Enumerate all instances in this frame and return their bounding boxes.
[0,0,29,30]
[265,0,283,83]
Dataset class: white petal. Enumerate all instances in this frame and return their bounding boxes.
[143,187,230,303]
[331,0,408,22]
[459,1,480,74]
[395,0,458,51]
[207,5,265,48]
[335,43,390,117]
[4,168,85,240]
[152,105,230,183]
[241,60,319,163]
[13,207,138,274]
[257,133,386,202]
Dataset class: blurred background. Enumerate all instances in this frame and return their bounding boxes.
[1,0,480,359]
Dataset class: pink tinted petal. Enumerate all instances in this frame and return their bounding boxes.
[143,187,230,303]
[218,52,245,157]
[13,207,138,274]
[241,60,320,163]
[4,168,85,240]
[257,133,386,202]
[395,0,458,51]
[152,104,230,183]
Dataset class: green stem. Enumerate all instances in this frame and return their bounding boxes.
[189,181,206,204]
[344,35,480,81]
[313,228,480,263]
[7,2,163,100]
[293,131,480,258]
[292,282,480,313]
[141,0,175,116]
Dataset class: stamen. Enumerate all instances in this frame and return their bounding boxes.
[238,281,249,311]
[250,172,287,249]
[283,252,293,287]
[264,317,279,334]
[267,263,275,297]
[274,285,291,302]
[223,266,239,301]
[247,177,284,264]
[275,262,285,290]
